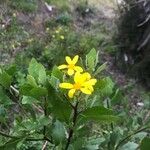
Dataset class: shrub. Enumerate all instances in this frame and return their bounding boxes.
[115,0,150,87]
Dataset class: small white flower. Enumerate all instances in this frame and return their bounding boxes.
[137,102,144,107]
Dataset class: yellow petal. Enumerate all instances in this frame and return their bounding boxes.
[72,55,79,64]
[83,79,97,87]
[58,64,67,70]
[88,86,94,92]
[65,56,72,64]
[67,69,74,76]
[83,72,91,80]
[59,83,73,89]
[74,66,83,72]
[80,88,92,95]
[74,72,85,83]
[68,89,76,98]
[74,72,81,83]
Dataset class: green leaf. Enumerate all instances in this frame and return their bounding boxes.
[38,65,47,85]
[0,70,12,88]
[94,62,107,76]
[140,137,150,150]
[0,138,23,150]
[27,75,37,87]
[22,96,38,104]
[86,48,97,71]
[51,120,66,145]
[120,142,138,150]
[38,116,51,126]
[48,87,71,123]
[95,77,114,96]
[84,137,105,150]
[20,84,48,99]
[5,65,16,76]
[111,89,123,104]
[51,66,63,82]
[28,58,47,85]
[80,106,118,123]
[0,87,12,105]
[49,75,60,89]
[51,96,71,123]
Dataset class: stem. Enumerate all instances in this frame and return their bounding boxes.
[65,101,79,150]
[115,126,150,150]
[106,98,114,131]
[43,97,48,136]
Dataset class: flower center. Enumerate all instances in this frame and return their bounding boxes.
[68,64,74,69]
[73,83,81,90]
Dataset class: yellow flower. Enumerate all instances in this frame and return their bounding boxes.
[58,55,83,76]
[13,13,16,17]
[59,72,97,98]
[46,27,50,31]
[55,30,59,34]
[60,35,64,40]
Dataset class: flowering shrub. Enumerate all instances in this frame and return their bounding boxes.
[0,49,149,149]
[0,49,115,149]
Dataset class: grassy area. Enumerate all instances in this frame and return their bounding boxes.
[0,0,114,68]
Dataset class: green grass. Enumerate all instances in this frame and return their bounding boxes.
[0,15,29,64]
[9,0,38,13]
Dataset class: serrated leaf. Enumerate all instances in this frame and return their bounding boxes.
[20,84,48,99]
[28,58,47,85]
[27,75,37,87]
[80,106,118,123]
[0,87,12,105]
[94,62,107,76]
[0,70,12,88]
[120,142,138,150]
[86,48,97,71]
[51,120,66,145]
[95,77,114,96]
[51,66,63,82]
[49,75,60,89]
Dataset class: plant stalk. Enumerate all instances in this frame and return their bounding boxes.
[65,101,79,150]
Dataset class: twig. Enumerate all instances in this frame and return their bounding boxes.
[42,141,48,150]
[32,104,44,113]
[10,85,19,95]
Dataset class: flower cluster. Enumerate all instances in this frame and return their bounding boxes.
[58,55,97,98]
